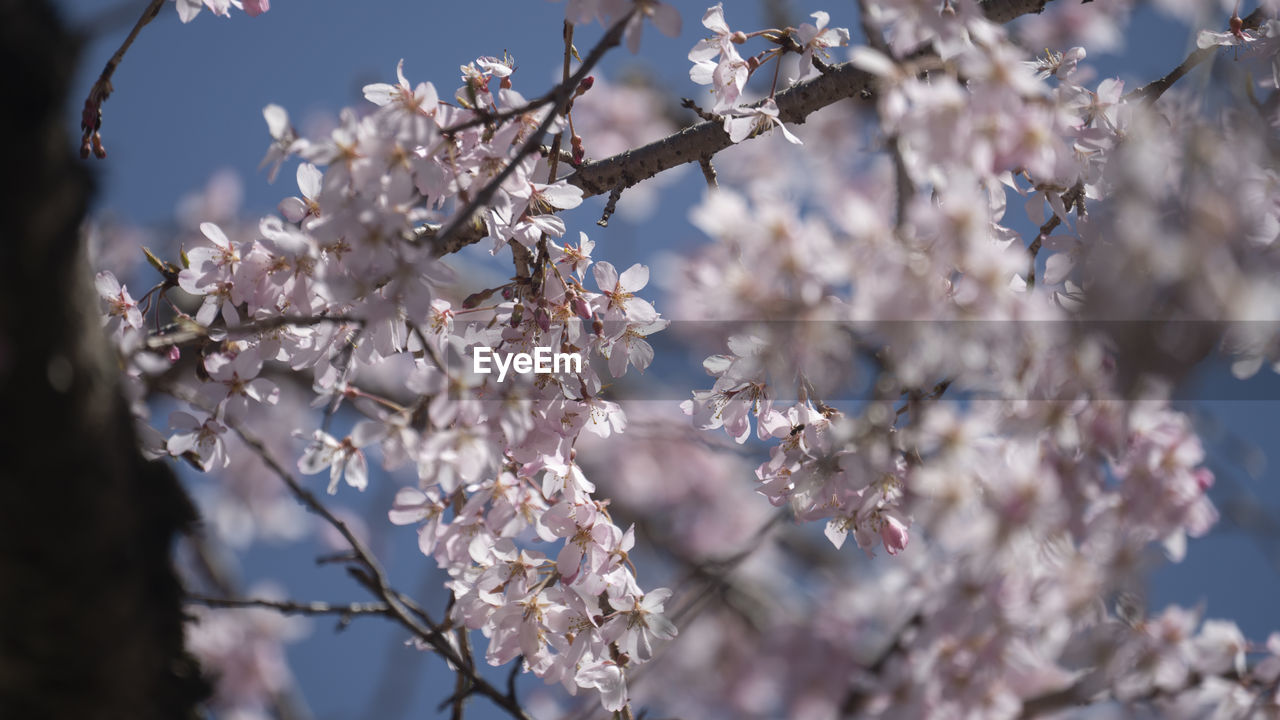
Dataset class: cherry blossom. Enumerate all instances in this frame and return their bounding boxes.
[296,423,384,494]
[95,271,144,334]
[792,11,850,81]
[723,98,802,145]
[87,1,1280,717]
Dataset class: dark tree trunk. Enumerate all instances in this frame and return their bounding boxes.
[0,2,208,718]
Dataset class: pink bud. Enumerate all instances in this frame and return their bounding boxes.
[880,515,909,556]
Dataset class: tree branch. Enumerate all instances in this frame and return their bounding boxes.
[80,0,166,158]
[1126,8,1268,105]
[186,594,391,618]
[429,0,1067,257]
[1025,181,1084,288]
[977,0,1055,25]
[215,417,533,720]
[564,59,876,200]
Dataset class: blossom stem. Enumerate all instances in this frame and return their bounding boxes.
[80,0,165,159]
[1126,8,1267,105]
[546,21,575,184]
[185,594,391,617]
[222,416,534,720]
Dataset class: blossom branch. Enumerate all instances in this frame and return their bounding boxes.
[565,0,1065,199]
[430,9,636,257]
[219,417,533,720]
[1126,8,1268,105]
[563,512,787,720]
[142,313,364,352]
[697,156,718,188]
[80,0,165,159]
[427,1,1064,257]
[1025,181,1085,288]
[545,20,575,184]
[977,0,1057,24]
[186,594,392,618]
[565,59,875,200]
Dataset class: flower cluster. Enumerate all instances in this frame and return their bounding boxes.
[92,1,1280,718]
[99,47,680,711]
[688,3,849,146]
[657,1,1280,716]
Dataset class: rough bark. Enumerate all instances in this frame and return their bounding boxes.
[0,2,208,718]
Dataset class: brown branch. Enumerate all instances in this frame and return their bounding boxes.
[1126,8,1268,105]
[566,0,1066,199]
[977,0,1055,24]
[698,156,718,188]
[565,59,877,199]
[80,0,165,159]
[597,186,623,227]
[218,417,532,720]
[426,0,1067,257]
[186,594,391,617]
[141,313,364,352]
[1025,181,1084,288]
[680,97,718,123]
[546,21,575,184]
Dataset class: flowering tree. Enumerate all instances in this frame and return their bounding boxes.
[31,0,1280,718]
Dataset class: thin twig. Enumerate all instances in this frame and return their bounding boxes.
[1025,181,1084,289]
[216,417,532,720]
[430,9,636,257]
[597,186,623,227]
[546,21,575,184]
[563,512,787,720]
[186,533,314,720]
[142,313,364,352]
[80,0,165,159]
[680,97,719,123]
[698,156,718,189]
[1126,8,1267,105]
[186,594,391,617]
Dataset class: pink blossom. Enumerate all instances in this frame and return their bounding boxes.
[297,422,385,494]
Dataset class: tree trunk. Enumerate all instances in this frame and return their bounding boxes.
[0,2,208,717]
